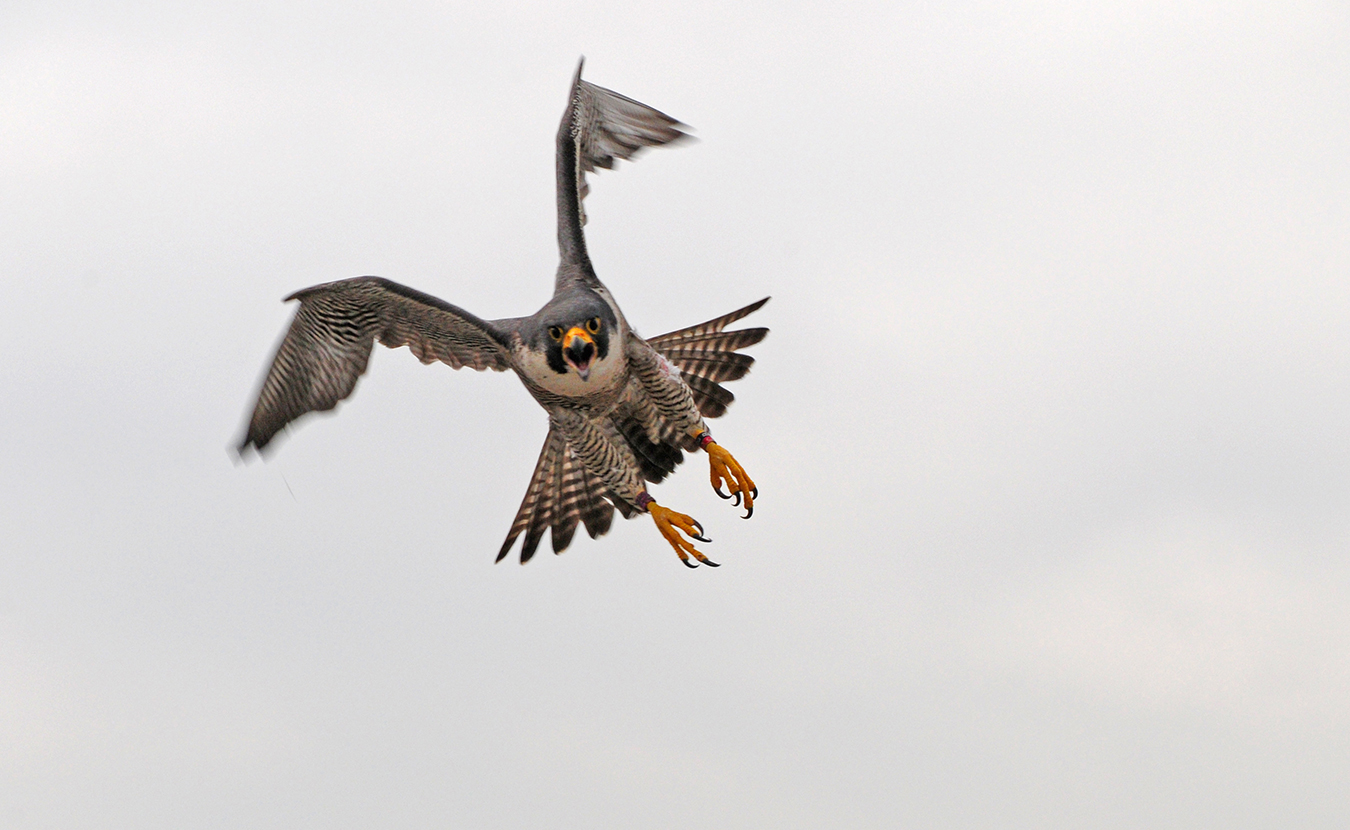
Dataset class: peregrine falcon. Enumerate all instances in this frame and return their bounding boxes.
[237,60,767,568]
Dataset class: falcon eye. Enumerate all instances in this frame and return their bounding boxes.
[586,317,601,334]
[548,326,564,342]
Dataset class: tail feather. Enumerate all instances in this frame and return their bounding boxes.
[499,428,617,563]
[549,449,585,554]
[647,297,769,343]
[683,374,736,419]
[657,352,754,384]
[650,328,768,355]
[647,297,769,420]
[613,412,683,482]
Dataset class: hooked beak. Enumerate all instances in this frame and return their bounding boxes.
[562,327,596,380]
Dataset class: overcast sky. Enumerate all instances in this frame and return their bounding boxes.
[3,1,1348,827]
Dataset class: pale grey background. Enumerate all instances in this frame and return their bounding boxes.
[3,1,1348,827]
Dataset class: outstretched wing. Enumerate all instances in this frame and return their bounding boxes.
[497,427,626,564]
[647,297,770,419]
[556,58,690,268]
[238,276,512,454]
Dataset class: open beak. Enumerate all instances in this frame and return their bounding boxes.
[562,327,596,380]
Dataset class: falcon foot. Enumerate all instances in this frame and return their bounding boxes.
[705,440,757,519]
[645,499,718,568]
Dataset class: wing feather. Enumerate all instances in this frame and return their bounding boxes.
[567,62,690,224]
[238,277,510,454]
[556,59,691,271]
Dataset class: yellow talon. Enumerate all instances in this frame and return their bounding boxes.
[648,501,718,568]
[706,441,757,518]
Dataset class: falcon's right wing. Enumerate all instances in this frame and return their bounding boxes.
[237,276,512,454]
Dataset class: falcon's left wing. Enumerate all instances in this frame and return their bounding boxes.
[555,58,690,270]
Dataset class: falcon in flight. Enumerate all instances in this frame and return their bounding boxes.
[237,60,767,567]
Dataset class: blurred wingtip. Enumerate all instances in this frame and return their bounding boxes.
[232,430,260,464]
[668,129,698,147]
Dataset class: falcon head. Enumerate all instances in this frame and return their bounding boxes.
[534,293,618,382]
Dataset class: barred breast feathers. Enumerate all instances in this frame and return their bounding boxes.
[548,408,647,509]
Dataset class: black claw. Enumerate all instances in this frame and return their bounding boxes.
[742,504,754,520]
[681,557,699,569]
[691,533,712,543]
[714,484,731,500]
[732,491,742,507]
[750,486,759,500]
[701,557,721,567]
